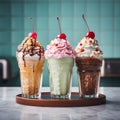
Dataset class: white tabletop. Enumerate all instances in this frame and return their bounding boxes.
[0,87,120,120]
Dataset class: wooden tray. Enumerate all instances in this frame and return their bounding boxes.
[16,92,106,107]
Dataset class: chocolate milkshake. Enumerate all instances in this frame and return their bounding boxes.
[75,32,103,98]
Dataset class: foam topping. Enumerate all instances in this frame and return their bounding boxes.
[75,36,103,58]
[45,33,75,59]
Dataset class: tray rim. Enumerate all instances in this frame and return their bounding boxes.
[16,92,106,107]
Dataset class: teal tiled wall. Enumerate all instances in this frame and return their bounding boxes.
[0,0,120,86]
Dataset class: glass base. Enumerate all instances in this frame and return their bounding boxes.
[22,94,40,99]
[80,94,99,98]
[51,94,71,99]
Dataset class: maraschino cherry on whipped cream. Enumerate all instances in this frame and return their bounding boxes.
[75,14,103,59]
[45,33,76,59]
[75,32,103,59]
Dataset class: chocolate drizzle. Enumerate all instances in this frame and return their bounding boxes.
[23,55,26,67]
[17,37,44,67]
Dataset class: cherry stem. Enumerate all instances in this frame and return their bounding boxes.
[57,17,62,34]
[30,17,34,32]
[82,14,90,32]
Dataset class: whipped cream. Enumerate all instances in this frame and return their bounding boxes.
[75,37,103,58]
[16,36,44,61]
[45,34,75,59]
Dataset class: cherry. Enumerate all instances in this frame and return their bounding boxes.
[29,32,37,39]
[86,31,95,39]
[59,33,66,39]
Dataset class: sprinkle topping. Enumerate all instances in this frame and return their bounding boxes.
[75,37,103,58]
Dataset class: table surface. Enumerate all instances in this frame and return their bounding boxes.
[0,87,120,120]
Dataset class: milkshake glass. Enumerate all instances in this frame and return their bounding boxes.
[75,33,103,98]
[45,33,75,99]
[16,32,44,98]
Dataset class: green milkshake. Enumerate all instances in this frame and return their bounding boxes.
[45,33,75,99]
